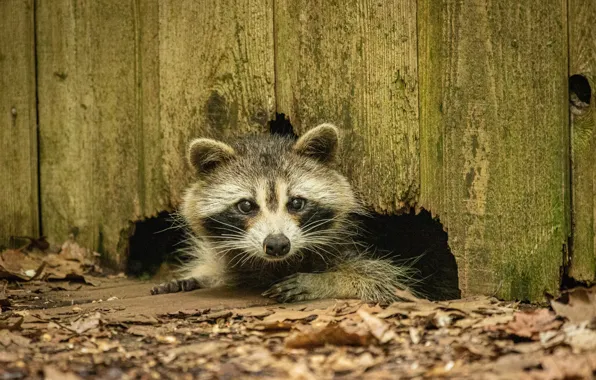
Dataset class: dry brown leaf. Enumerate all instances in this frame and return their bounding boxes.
[107,313,158,325]
[285,321,373,349]
[489,309,561,339]
[170,341,229,357]
[424,360,461,377]
[562,322,596,352]
[440,296,509,315]
[454,342,497,358]
[44,365,83,380]
[69,312,102,334]
[0,351,18,362]
[550,286,596,324]
[262,309,319,324]
[59,239,97,263]
[474,313,515,329]
[247,320,295,331]
[0,314,24,331]
[287,359,318,380]
[0,249,41,280]
[531,351,596,380]
[127,325,156,337]
[376,301,439,319]
[0,330,30,347]
[231,306,275,318]
[357,310,395,343]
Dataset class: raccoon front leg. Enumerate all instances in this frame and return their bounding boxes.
[150,256,228,295]
[150,278,202,295]
[262,258,413,304]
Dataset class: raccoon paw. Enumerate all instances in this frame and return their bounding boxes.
[150,278,201,295]
[262,273,319,303]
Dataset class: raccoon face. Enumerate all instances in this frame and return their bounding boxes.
[181,123,364,263]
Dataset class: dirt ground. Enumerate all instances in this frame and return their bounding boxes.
[1,239,596,379]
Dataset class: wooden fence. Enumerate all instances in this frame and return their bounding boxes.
[1,0,595,301]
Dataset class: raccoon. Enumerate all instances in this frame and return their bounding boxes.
[150,123,415,303]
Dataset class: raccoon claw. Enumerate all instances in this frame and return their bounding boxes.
[262,273,313,303]
[150,278,201,295]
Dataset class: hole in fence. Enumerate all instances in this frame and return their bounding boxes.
[569,74,592,109]
[356,209,460,301]
[126,208,459,300]
[126,211,188,280]
[127,117,458,299]
[268,113,297,138]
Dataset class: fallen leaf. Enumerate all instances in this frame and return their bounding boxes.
[0,314,23,331]
[288,359,317,380]
[357,310,395,343]
[409,327,421,344]
[454,343,497,358]
[285,320,373,349]
[69,312,102,334]
[0,351,18,362]
[562,321,596,352]
[161,342,230,364]
[127,325,156,337]
[59,239,96,263]
[262,309,319,324]
[475,314,515,329]
[376,301,439,319]
[195,310,233,322]
[156,335,177,344]
[231,306,275,318]
[0,249,41,280]
[532,351,596,380]
[44,365,83,380]
[490,309,561,339]
[107,313,158,325]
[0,330,30,347]
[550,286,596,324]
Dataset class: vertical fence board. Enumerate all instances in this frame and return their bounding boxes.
[275,0,419,213]
[569,0,596,282]
[37,0,275,267]
[159,0,275,203]
[419,0,569,300]
[0,0,39,248]
[37,1,148,265]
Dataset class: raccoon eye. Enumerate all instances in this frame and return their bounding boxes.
[237,200,256,214]
[288,197,306,212]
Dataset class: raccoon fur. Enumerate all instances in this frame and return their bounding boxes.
[150,123,415,304]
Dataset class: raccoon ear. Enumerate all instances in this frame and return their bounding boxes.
[293,123,339,164]
[187,138,235,176]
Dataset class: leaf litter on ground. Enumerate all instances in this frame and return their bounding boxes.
[2,239,596,379]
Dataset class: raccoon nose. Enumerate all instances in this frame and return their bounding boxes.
[263,234,291,257]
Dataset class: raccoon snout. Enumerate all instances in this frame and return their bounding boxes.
[263,234,291,257]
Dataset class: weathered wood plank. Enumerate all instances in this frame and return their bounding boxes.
[0,0,39,248]
[569,0,596,282]
[159,0,276,202]
[37,0,142,266]
[419,0,569,300]
[275,0,419,213]
[37,0,275,267]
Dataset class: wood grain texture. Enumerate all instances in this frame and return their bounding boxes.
[36,0,275,267]
[37,0,141,266]
[419,0,569,300]
[159,0,275,203]
[275,0,419,213]
[0,0,39,248]
[569,0,596,282]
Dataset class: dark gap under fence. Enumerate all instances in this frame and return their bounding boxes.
[126,209,460,301]
[127,115,460,300]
